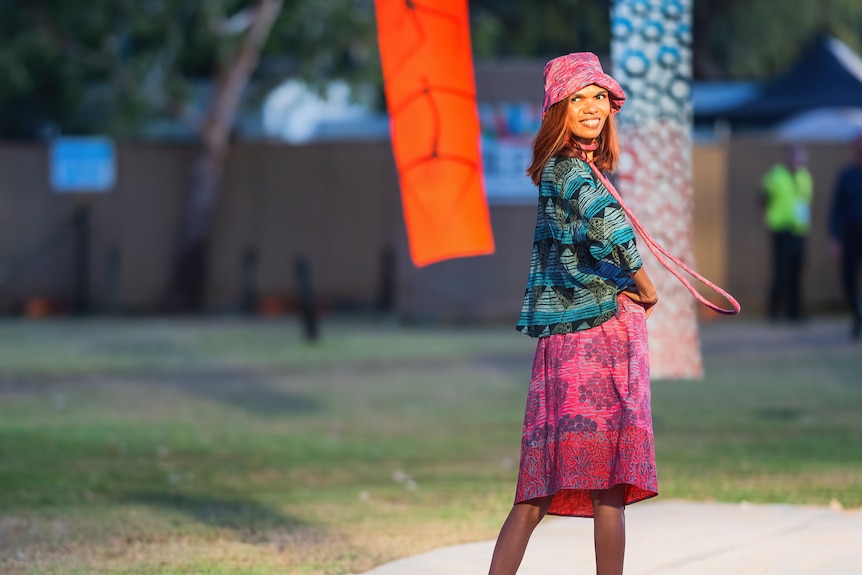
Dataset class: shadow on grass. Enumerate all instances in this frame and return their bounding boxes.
[698,317,860,358]
[0,368,323,418]
[125,491,308,540]
[146,370,323,417]
[756,406,805,421]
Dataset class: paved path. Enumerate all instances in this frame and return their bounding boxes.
[356,500,862,574]
[358,317,862,574]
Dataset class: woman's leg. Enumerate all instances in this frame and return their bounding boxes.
[488,496,552,575]
[591,484,627,575]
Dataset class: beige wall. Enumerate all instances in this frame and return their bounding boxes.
[209,142,399,311]
[692,143,727,294]
[0,138,849,318]
[0,144,83,306]
[0,141,399,314]
[724,137,848,314]
[394,204,535,322]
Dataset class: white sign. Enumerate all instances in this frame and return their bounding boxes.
[50,137,116,192]
[481,139,535,204]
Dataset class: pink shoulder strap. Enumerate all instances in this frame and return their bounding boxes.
[583,156,741,316]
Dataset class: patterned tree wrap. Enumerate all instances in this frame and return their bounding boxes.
[515,294,658,517]
[611,0,703,379]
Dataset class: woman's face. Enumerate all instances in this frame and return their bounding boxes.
[566,84,611,144]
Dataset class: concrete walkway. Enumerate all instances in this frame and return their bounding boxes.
[356,500,862,574]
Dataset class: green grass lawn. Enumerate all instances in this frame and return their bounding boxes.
[0,316,860,574]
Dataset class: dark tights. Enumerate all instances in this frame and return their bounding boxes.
[840,227,862,336]
[488,484,627,575]
[768,231,805,320]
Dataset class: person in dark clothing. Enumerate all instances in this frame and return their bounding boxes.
[829,135,862,340]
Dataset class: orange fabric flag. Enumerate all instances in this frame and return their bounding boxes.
[374,0,495,267]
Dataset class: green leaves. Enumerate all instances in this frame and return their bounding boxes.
[694,0,862,79]
[5,0,862,138]
[469,0,610,59]
[0,0,378,139]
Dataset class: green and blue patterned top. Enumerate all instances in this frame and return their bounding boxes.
[516,156,643,338]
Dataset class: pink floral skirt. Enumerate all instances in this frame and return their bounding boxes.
[514,294,658,517]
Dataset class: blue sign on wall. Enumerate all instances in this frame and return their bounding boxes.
[50,137,116,192]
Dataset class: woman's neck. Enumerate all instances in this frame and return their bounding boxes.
[576,139,598,161]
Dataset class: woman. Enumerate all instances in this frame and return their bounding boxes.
[488,52,658,575]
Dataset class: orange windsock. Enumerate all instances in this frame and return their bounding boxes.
[374,0,495,267]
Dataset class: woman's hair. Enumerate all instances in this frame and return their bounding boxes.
[526,98,620,185]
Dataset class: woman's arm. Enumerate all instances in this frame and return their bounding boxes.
[624,267,658,318]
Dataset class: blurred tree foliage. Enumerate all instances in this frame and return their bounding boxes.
[0,0,377,139]
[470,0,862,81]
[469,0,611,59]
[692,0,862,79]
[2,0,862,139]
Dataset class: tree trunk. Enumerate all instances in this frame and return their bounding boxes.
[166,0,283,311]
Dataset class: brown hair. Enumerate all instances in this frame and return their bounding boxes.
[526,99,620,185]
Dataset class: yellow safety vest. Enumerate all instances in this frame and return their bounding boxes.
[762,164,812,235]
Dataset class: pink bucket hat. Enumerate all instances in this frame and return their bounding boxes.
[542,52,625,117]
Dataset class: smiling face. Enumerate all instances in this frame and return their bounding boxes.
[566,84,611,145]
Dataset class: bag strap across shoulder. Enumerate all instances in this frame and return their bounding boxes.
[581,151,741,316]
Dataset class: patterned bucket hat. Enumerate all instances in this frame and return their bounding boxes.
[542,52,625,117]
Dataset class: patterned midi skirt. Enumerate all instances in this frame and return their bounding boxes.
[514,294,658,517]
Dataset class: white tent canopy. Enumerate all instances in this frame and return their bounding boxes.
[772,107,862,142]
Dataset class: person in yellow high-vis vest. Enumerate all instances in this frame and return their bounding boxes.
[762,144,813,321]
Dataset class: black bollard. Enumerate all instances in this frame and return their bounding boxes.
[376,245,395,314]
[72,206,91,314]
[240,248,258,315]
[294,256,319,342]
[102,245,121,313]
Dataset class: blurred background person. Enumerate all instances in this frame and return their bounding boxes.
[829,135,862,340]
[761,144,813,322]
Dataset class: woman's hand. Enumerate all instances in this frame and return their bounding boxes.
[626,268,658,319]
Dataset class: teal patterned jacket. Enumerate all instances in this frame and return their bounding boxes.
[516,156,643,338]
